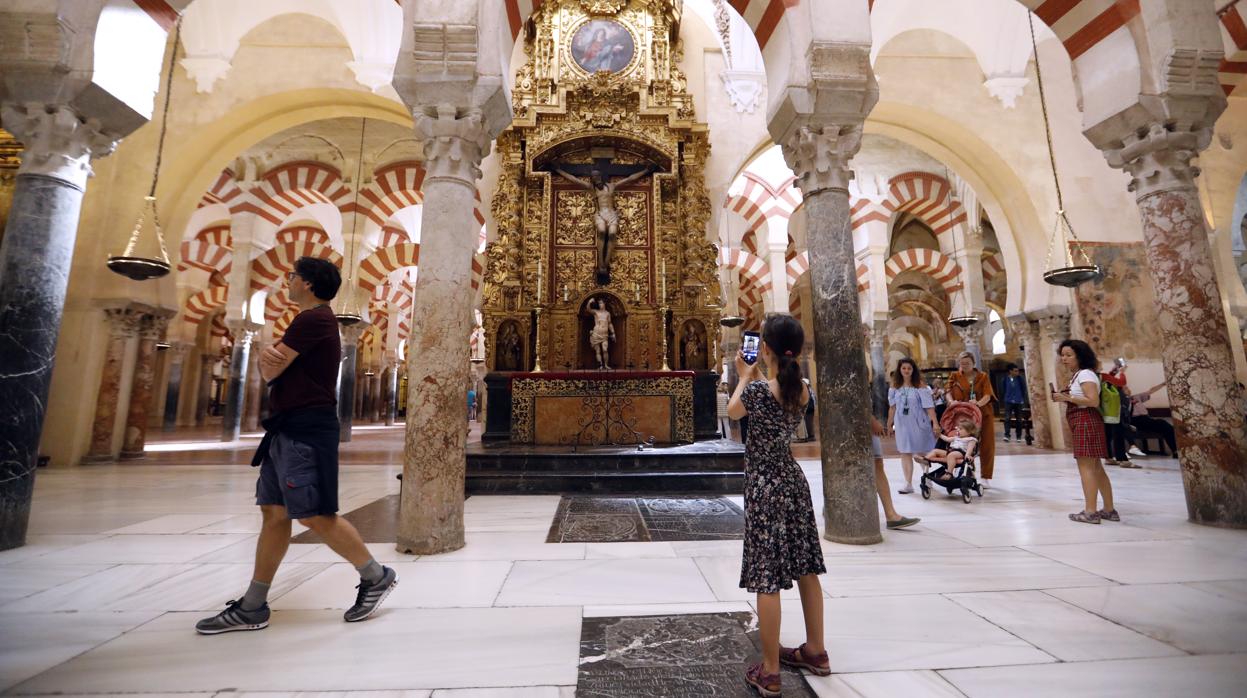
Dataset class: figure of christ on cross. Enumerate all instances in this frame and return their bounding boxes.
[553,159,656,285]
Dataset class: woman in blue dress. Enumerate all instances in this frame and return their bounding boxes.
[888,358,940,494]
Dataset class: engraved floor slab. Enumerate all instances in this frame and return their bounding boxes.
[546,496,744,543]
[577,612,816,698]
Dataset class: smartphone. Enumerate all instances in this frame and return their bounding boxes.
[741,331,761,365]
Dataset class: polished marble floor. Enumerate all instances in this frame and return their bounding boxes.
[2,425,1245,696]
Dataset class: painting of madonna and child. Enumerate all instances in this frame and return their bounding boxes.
[571,19,635,74]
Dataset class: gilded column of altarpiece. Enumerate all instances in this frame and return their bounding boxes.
[481,0,722,375]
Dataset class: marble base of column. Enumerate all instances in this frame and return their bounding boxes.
[338,341,359,443]
[805,188,882,545]
[220,333,253,442]
[0,173,90,549]
[120,326,159,459]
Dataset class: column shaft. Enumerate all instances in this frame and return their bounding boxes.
[162,346,189,432]
[242,342,262,432]
[120,318,161,459]
[1009,317,1052,448]
[220,328,254,442]
[85,309,139,461]
[337,327,363,442]
[195,352,214,426]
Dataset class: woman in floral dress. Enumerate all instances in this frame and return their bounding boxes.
[728,313,828,697]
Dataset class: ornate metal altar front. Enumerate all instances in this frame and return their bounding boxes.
[510,371,695,445]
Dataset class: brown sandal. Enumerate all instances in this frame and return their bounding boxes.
[1069,510,1101,524]
[780,643,830,676]
[745,662,782,697]
[1098,509,1121,522]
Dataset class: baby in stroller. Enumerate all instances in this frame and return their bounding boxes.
[926,419,979,482]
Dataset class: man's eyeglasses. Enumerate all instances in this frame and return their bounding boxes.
[286,272,301,283]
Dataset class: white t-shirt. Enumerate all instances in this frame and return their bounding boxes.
[1069,369,1099,399]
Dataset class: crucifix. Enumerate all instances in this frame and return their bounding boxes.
[550,149,656,285]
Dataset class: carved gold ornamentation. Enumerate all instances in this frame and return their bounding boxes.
[511,374,694,443]
[555,191,598,245]
[580,0,628,14]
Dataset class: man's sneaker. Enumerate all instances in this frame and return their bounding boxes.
[195,599,270,635]
[1003,436,1011,443]
[344,566,398,622]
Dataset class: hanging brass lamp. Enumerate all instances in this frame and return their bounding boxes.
[1028,12,1101,288]
[107,18,181,281]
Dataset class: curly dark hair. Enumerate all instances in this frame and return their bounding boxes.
[293,256,342,301]
[891,357,926,388]
[1058,338,1099,371]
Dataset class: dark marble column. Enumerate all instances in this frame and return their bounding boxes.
[242,340,263,432]
[120,313,170,459]
[0,103,117,549]
[383,363,398,426]
[162,343,191,431]
[220,322,257,442]
[782,122,881,545]
[1106,126,1247,527]
[195,351,215,426]
[84,307,142,462]
[868,322,889,420]
[338,324,365,442]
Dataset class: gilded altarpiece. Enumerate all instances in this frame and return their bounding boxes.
[481,0,722,374]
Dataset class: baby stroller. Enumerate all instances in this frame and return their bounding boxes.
[919,402,984,504]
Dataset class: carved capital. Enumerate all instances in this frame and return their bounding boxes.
[225,319,262,344]
[1103,123,1210,199]
[339,323,369,344]
[1033,310,1071,344]
[1006,314,1038,347]
[955,322,985,344]
[103,307,144,338]
[0,102,117,189]
[780,121,862,197]
[415,105,490,185]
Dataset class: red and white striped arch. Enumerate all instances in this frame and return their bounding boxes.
[1220,1,1247,96]
[198,170,243,210]
[982,251,1006,282]
[275,225,332,248]
[471,253,485,292]
[233,161,354,226]
[249,239,345,293]
[719,247,769,290]
[357,161,426,226]
[264,287,296,323]
[785,251,870,293]
[885,248,963,296]
[358,242,420,293]
[883,172,968,236]
[379,224,410,248]
[192,224,232,248]
[178,238,233,276]
[183,285,228,326]
[273,305,300,340]
[850,199,890,230]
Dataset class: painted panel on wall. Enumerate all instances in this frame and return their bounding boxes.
[1073,242,1163,361]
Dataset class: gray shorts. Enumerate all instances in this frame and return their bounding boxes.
[872,435,884,459]
[256,433,334,519]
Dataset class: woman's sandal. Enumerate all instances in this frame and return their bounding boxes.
[1098,509,1121,522]
[779,643,831,676]
[745,663,782,697]
[1069,510,1101,524]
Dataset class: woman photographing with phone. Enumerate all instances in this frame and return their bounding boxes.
[1052,339,1117,524]
[728,314,827,696]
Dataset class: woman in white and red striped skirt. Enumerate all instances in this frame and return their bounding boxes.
[1051,339,1116,524]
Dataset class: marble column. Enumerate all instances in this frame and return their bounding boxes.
[84,307,142,462]
[338,324,366,442]
[1037,311,1072,450]
[1007,315,1051,448]
[120,313,170,459]
[242,340,263,432]
[221,322,258,442]
[383,363,398,426]
[782,122,881,545]
[162,343,191,432]
[397,107,491,555]
[868,321,889,420]
[1105,125,1247,527]
[195,351,215,426]
[0,104,117,548]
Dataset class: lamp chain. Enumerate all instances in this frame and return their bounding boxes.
[150,18,182,198]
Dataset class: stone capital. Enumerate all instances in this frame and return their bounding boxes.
[1032,309,1071,344]
[1005,314,1038,345]
[414,104,491,185]
[1102,123,1209,200]
[780,121,863,197]
[103,307,144,338]
[168,341,194,362]
[339,323,370,344]
[225,319,262,343]
[955,322,985,344]
[1,102,118,189]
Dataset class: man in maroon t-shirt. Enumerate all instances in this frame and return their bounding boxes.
[196,257,397,635]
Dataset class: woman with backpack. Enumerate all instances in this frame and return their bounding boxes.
[1052,339,1117,524]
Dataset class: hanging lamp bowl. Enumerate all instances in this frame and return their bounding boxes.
[719,316,745,328]
[948,315,979,328]
[336,312,364,326]
[107,256,171,281]
[1044,265,1102,288]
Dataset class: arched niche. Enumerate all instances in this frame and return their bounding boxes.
[680,318,708,371]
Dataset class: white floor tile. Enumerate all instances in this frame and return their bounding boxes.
[0,611,159,691]
[922,516,1185,547]
[0,535,106,565]
[692,555,804,601]
[1047,582,1247,654]
[823,548,1111,597]
[581,601,753,617]
[1185,579,1247,605]
[940,653,1247,698]
[106,562,330,611]
[296,542,420,564]
[12,608,581,693]
[274,561,513,609]
[0,563,113,605]
[104,513,238,535]
[946,590,1184,661]
[808,670,966,698]
[495,558,717,606]
[584,541,677,559]
[190,536,321,563]
[426,532,586,562]
[431,688,574,697]
[2,564,198,612]
[1023,539,1247,584]
[37,533,251,564]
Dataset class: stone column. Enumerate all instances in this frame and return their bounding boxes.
[162,343,192,432]
[397,106,491,555]
[0,104,117,548]
[1036,311,1071,450]
[767,242,791,314]
[368,370,382,422]
[220,322,258,442]
[868,321,889,418]
[242,340,263,432]
[1104,125,1247,526]
[955,323,985,368]
[195,351,215,426]
[782,121,881,545]
[1007,315,1051,448]
[120,312,171,459]
[383,361,398,426]
[338,324,366,442]
[84,307,143,462]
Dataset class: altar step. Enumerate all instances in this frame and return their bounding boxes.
[465,440,745,495]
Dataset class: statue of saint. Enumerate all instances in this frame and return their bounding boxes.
[497,323,522,371]
[683,325,703,370]
[587,297,615,370]
[554,163,655,285]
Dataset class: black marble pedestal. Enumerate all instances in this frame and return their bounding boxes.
[466,439,744,495]
[546,496,745,542]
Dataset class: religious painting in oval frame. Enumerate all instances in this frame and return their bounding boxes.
[570,19,635,74]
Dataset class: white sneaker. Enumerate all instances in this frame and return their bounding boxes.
[981,479,992,490]
[1128,446,1146,457]
[897,485,914,495]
